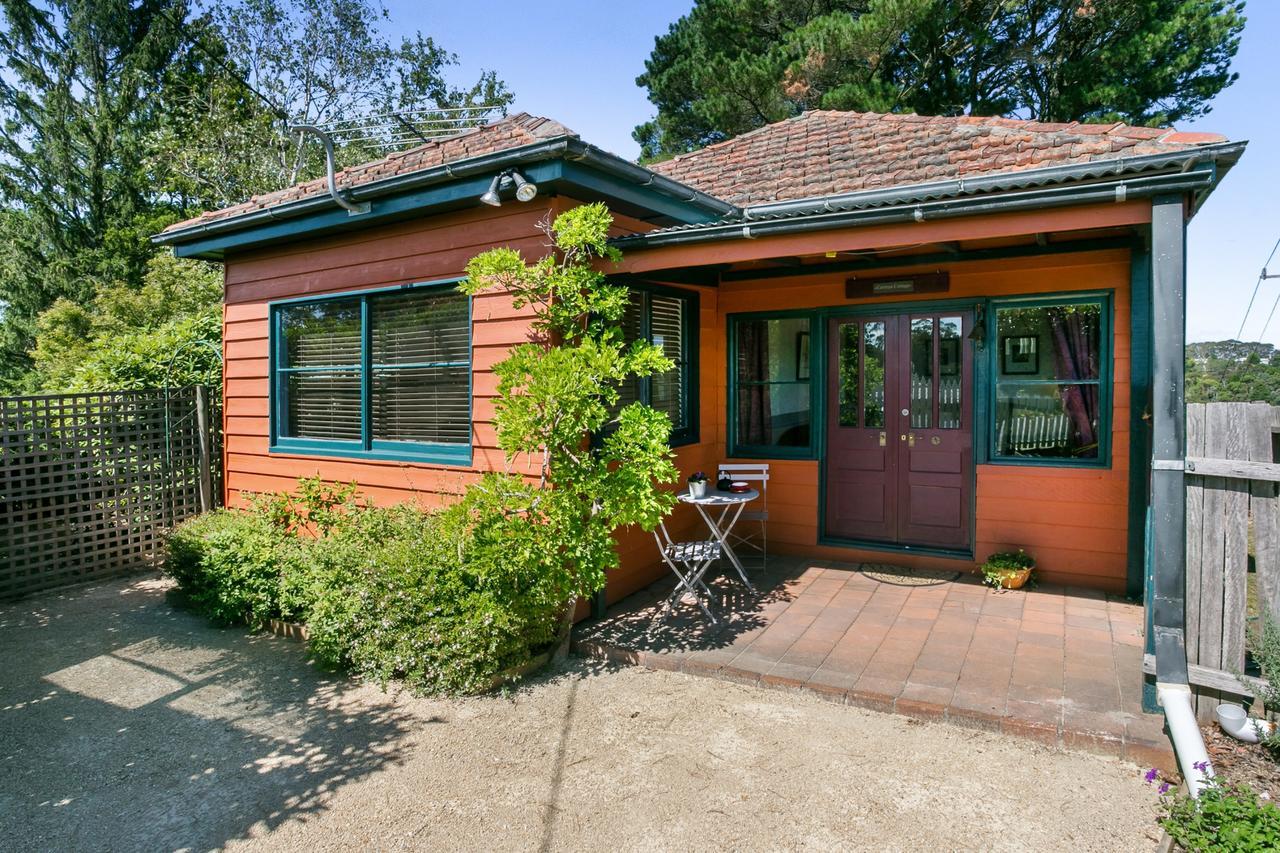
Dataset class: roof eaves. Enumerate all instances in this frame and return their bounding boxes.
[154,137,736,248]
[614,141,1246,249]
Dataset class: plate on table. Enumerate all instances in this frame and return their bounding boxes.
[729,481,751,493]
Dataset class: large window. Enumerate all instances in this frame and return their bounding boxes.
[730,314,815,456]
[990,294,1110,464]
[271,280,471,465]
[614,286,698,445]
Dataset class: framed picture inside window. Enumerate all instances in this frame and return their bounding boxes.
[796,331,810,380]
[1001,335,1039,375]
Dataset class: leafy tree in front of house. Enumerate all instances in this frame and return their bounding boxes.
[634,0,1247,160]
[457,203,680,643]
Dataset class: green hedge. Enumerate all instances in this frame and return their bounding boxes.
[164,479,565,695]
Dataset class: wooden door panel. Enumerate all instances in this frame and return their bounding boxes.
[908,450,963,474]
[896,312,973,550]
[824,317,896,542]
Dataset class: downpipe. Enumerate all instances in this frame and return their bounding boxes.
[1157,683,1214,797]
[1215,702,1275,744]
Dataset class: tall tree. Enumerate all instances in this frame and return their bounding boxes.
[0,0,514,391]
[635,0,1246,160]
[152,0,514,205]
[0,0,198,387]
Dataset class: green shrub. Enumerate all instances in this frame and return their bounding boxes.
[166,509,300,628]
[1160,779,1280,852]
[304,493,563,694]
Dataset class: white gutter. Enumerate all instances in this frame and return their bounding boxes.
[1157,682,1214,797]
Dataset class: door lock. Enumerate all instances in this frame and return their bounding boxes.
[907,433,916,448]
[900,408,910,417]
[879,431,887,447]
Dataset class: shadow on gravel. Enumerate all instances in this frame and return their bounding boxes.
[0,576,424,851]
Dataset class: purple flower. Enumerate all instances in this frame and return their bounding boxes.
[1158,782,1171,795]
[1193,760,1210,772]
[1144,768,1160,784]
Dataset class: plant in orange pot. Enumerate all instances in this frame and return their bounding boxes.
[981,550,1035,590]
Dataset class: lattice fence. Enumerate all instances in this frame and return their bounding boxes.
[0,386,221,599]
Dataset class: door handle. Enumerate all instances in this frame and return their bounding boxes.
[879,431,887,447]
[907,433,916,448]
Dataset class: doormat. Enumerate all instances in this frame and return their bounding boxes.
[860,563,962,587]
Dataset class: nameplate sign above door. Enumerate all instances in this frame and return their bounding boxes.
[846,271,950,299]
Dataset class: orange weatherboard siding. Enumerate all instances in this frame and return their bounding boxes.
[218,194,1145,602]
[220,200,571,509]
[695,247,1134,592]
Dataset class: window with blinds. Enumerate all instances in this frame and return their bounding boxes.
[610,286,698,445]
[271,281,471,464]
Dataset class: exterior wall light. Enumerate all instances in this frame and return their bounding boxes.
[478,170,539,207]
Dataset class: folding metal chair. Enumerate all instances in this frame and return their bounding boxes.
[717,463,769,570]
[653,520,723,622]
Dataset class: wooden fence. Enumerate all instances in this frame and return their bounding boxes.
[0,386,220,599]
[1180,402,1280,717]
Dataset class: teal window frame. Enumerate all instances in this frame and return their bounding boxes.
[727,309,821,459]
[986,291,1113,468]
[268,278,473,466]
[615,283,700,447]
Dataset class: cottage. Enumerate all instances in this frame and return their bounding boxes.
[155,111,1243,610]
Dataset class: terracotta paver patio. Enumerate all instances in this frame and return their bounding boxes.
[573,555,1174,771]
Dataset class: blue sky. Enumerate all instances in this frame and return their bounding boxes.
[391,1,1280,345]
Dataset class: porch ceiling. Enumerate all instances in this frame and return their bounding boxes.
[620,223,1141,288]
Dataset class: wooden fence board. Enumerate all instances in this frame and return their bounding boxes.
[0,387,220,599]
[1183,402,1280,718]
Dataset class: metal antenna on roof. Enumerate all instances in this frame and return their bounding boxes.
[316,104,506,155]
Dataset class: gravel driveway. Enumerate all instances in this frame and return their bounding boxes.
[0,576,1160,851]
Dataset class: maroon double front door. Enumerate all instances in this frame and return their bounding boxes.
[824,311,974,551]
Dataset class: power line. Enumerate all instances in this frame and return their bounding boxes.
[1237,235,1280,340]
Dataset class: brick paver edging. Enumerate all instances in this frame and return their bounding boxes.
[572,637,1177,774]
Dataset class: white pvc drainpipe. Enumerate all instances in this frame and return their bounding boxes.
[1157,682,1214,797]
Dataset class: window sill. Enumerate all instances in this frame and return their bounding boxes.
[982,456,1110,470]
[727,445,817,461]
[269,439,472,467]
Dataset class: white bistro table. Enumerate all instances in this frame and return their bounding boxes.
[677,488,758,592]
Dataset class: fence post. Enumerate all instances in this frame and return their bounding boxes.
[195,385,214,513]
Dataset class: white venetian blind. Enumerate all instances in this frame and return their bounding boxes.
[369,289,470,445]
[279,298,362,441]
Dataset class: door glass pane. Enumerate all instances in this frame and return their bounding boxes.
[910,318,933,429]
[863,322,886,428]
[837,323,859,426]
[938,316,962,429]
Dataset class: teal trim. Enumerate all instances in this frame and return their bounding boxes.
[726,308,821,460]
[268,277,473,468]
[1128,242,1153,600]
[559,161,721,225]
[986,291,1114,469]
[273,438,471,465]
[173,164,564,259]
[812,302,979,555]
[816,533,974,561]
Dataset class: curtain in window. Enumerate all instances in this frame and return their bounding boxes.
[1048,307,1099,449]
[739,321,772,446]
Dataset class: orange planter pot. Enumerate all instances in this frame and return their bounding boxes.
[997,567,1034,590]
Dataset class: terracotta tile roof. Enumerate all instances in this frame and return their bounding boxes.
[647,110,1230,208]
[162,113,576,232]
